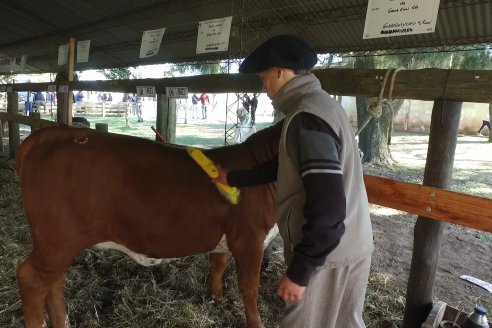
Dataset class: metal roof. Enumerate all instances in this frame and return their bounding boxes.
[1,0,492,74]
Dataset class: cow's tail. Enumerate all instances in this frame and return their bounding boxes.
[14,132,38,178]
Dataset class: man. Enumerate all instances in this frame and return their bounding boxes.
[199,93,210,119]
[191,93,199,119]
[213,35,373,328]
[477,119,490,136]
[33,91,46,113]
[250,93,258,126]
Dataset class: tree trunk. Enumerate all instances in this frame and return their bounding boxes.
[355,56,405,165]
[357,98,394,164]
[403,99,462,328]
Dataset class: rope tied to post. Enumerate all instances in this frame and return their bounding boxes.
[355,67,404,136]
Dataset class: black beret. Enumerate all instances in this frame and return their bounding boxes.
[239,35,317,74]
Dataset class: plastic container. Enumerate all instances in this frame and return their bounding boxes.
[463,305,489,328]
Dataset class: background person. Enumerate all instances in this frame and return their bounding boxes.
[213,34,373,328]
[199,93,210,119]
[33,91,46,113]
[477,119,490,136]
[250,93,258,126]
[191,93,199,119]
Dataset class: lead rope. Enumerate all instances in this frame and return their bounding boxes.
[355,67,404,158]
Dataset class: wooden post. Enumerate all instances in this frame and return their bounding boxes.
[403,99,463,328]
[7,91,20,158]
[30,111,41,133]
[67,37,75,126]
[156,93,176,143]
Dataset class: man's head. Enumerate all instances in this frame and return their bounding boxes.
[239,35,317,99]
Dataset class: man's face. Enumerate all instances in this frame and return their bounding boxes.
[258,67,295,100]
[258,67,284,99]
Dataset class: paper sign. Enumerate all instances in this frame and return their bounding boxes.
[363,0,441,39]
[6,86,13,92]
[58,44,69,65]
[139,28,166,58]
[136,86,156,97]
[47,85,57,92]
[58,85,69,93]
[0,85,6,92]
[77,40,91,63]
[196,16,232,54]
[165,87,188,99]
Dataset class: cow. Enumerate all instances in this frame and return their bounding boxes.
[14,122,282,328]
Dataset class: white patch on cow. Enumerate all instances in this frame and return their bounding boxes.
[264,224,279,249]
[94,242,167,267]
[209,224,279,254]
[94,226,279,265]
[209,234,230,253]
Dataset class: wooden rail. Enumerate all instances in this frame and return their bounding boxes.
[0,112,58,129]
[3,68,492,103]
[364,175,492,233]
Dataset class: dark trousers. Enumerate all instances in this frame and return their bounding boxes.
[478,120,490,133]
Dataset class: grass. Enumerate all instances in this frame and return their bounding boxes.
[40,113,272,148]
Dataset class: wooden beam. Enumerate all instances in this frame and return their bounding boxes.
[67,37,75,126]
[364,175,492,233]
[0,112,59,129]
[5,68,492,103]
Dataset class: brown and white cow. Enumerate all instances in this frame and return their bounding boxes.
[15,122,282,328]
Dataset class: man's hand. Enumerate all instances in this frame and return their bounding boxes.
[277,275,306,302]
[212,164,229,185]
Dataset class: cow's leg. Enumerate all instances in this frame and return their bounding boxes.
[18,249,73,328]
[17,255,50,328]
[230,241,265,328]
[208,253,229,300]
[46,272,69,328]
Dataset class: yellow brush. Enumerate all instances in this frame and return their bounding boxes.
[186,147,240,205]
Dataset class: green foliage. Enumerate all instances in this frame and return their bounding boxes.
[97,67,139,80]
[170,61,228,76]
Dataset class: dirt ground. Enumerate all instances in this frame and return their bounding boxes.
[363,132,492,318]
[0,129,490,327]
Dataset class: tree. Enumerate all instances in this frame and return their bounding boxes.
[354,56,404,164]
[170,61,227,76]
[97,67,139,80]
[352,47,492,164]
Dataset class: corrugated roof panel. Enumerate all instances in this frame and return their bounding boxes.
[1,0,492,73]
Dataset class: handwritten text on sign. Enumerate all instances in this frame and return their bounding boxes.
[196,16,232,54]
[136,86,156,97]
[363,0,441,39]
[165,87,188,99]
[139,28,166,59]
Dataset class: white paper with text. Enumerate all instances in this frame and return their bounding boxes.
[139,28,166,58]
[196,16,232,54]
[363,0,441,39]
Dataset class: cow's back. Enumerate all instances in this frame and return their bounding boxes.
[16,127,241,258]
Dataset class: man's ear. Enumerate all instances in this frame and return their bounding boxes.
[276,68,282,78]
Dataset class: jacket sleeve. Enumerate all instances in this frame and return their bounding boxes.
[226,156,278,187]
[285,112,347,286]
